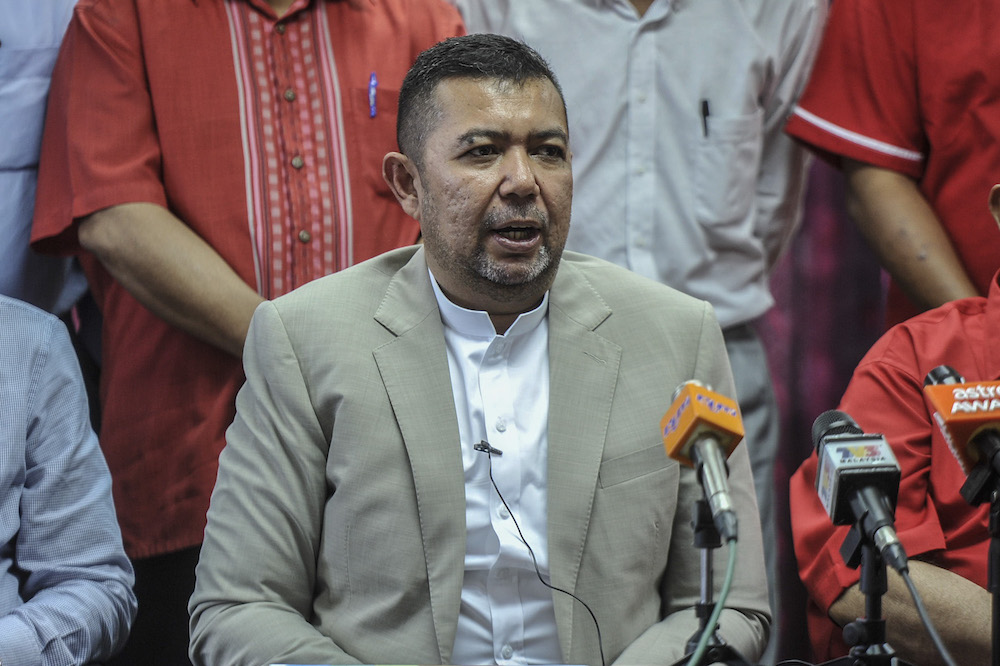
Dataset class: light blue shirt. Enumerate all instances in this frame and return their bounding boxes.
[0,1,87,315]
[0,295,135,665]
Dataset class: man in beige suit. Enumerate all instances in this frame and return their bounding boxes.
[189,34,769,666]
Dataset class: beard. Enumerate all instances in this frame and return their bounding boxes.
[473,205,556,286]
[421,200,565,307]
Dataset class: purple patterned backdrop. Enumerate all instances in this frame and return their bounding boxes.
[760,159,887,662]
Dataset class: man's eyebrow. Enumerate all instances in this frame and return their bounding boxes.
[456,128,509,145]
[455,128,569,145]
[532,128,570,144]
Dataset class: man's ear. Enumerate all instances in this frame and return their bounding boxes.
[990,184,1000,226]
[382,152,422,221]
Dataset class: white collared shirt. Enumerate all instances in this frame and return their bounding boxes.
[430,272,562,665]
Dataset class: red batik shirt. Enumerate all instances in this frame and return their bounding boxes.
[32,0,463,558]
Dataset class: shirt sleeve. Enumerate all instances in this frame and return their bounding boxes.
[616,301,770,663]
[753,0,828,268]
[189,300,357,666]
[783,0,926,178]
[0,317,137,666]
[31,0,168,256]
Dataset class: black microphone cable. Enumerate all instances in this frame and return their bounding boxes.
[475,441,606,666]
[898,568,957,666]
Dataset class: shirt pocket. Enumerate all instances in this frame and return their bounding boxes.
[598,442,672,489]
[0,45,61,168]
[692,109,763,226]
[345,84,401,203]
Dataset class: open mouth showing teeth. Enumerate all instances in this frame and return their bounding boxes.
[496,227,538,241]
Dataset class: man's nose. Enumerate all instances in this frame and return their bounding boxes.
[499,149,540,198]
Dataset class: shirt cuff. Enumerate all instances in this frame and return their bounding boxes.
[0,613,43,666]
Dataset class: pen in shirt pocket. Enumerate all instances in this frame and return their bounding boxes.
[700,99,710,137]
[369,72,378,118]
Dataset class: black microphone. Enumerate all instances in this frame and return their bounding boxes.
[474,441,504,456]
[812,410,908,573]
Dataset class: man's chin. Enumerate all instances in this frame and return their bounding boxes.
[480,256,550,285]
[472,255,560,301]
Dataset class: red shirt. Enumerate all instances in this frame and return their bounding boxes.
[784,0,1000,327]
[32,0,463,558]
[789,270,1000,660]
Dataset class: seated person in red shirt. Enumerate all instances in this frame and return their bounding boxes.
[788,185,1000,666]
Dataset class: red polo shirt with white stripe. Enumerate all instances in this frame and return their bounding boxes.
[784,0,1000,328]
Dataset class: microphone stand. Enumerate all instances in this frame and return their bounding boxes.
[671,500,755,666]
[776,530,917,666]
[808,525,914,666]
[958,462,1000,666]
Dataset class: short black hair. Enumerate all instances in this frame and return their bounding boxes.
[396,33,565,163]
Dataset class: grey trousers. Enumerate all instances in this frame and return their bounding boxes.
[725,323,780,666]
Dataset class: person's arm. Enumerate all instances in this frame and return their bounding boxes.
[189,301,361,666]
[0,316,136,665]
[78,202,264,358]
[829,558,989,665]
[843,159,979,310]
[612,303,770,664]
[614,442,769,665]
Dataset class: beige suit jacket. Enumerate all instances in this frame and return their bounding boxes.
[189,246,769,666]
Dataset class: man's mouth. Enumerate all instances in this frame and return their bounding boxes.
[495,226,539,241]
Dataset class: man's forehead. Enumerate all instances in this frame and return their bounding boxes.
[430,76,568,131]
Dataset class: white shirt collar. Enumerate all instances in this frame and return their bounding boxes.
[428,268,550,339]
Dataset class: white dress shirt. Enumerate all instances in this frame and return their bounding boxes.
[430,272,563,665]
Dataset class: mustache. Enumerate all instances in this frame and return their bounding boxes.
[482,203,548,230]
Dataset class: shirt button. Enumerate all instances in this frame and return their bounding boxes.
[498,506,510,520]
[284,88,297,102]
[291,155,304,169]
[501,645,514,660]
[298,230,312,243]
[275,22,286,34]
[495,418,507,433]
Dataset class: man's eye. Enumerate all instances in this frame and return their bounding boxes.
[536,145,566,159]
[467,145,497,157]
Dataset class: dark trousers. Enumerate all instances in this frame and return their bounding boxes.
[107,546,201,666]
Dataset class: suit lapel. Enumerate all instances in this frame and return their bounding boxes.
[372,247,466,663]
[545,260,622,659]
